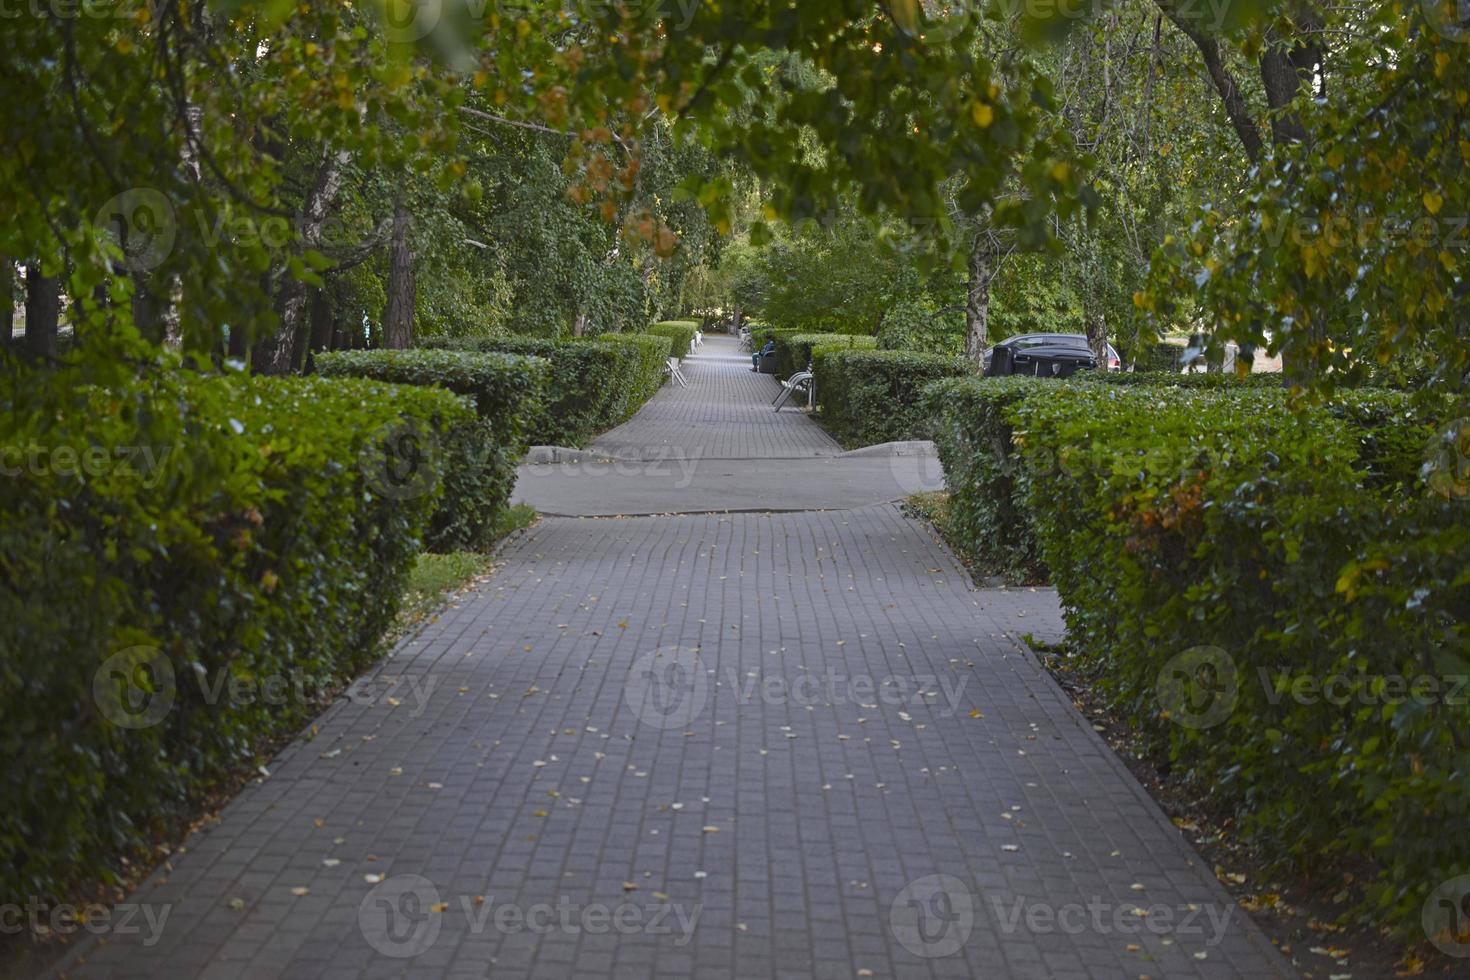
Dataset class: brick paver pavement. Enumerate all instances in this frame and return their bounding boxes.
[58,338,1294,979]
[588,337,841,461]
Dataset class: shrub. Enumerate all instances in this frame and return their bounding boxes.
[922,372,1331,585]
[584,333,671,417]
[647,321,697,358]
[0,370,468,903]
[1083,372,1435,489]
[814,348,972,447]
[776,333,877,379]
[419,336,624,447]
[1089,369,1287,390]
[315,348,547,441]
[926,373,1437,583]
[921,376,1053,582]
[752,327,864,379]
[1009,383,1468,932]
[1327,388,1441,493]
[315,349,548,550]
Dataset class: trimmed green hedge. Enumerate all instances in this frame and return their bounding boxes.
[315,349,548,550]
[585,333,671,417]
[1,371,468,902]
[1090,369,1287,390]
[814,348,972,447]
[977,381,1465,932]
[418,336,624,447]
[922,376,1051,582]
[1328,389,1443,492]
[776,333,877,380]
[752,326,864,379]
[647,321,697,358]
[924,371,1430,582]
[315,348,547,440]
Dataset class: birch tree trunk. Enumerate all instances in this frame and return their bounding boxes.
[964,231,994,369]
[253,147,351,374]
[1084,307,1109,367]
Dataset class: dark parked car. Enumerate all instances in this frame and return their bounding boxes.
[983,333,1121,378]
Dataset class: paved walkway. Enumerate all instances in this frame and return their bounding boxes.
[513,338,945,515]
[588,338,841,461]
[60,336,1293,979]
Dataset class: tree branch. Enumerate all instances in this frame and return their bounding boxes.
[1153,0,1263,164]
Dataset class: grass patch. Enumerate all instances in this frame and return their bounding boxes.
[396,504,537,631]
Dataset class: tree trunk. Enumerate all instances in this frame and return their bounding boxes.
[162,275,184,348]
[1158,0,1322,163]
[1259,11,1321,148]
[23,264,60,360]
[308,287,335,353]
[253,147,351,374]
[1,258,14,350]
[1155,2,1263,163]
[132,278,165,344]
[226,321,250,361]
[383,201,415,349]
[1259,46,1309,146]
[1157,0,1322,384]
[964,232,993,369]
[1081,308,1105,365]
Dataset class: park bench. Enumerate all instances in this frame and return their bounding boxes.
[665,357,689,387]
[772,365,814,411]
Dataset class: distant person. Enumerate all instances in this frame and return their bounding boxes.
[752,339,775,371]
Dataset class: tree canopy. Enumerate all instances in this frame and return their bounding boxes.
[3,0,1468,481]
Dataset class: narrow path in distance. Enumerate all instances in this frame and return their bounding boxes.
[513,335,945,516]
